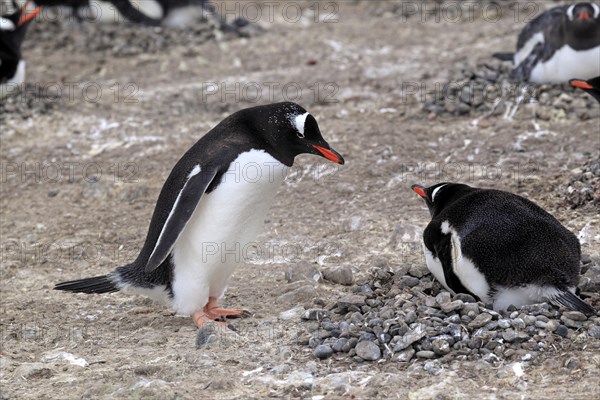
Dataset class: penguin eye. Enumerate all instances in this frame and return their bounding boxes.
[296,131,305,139]
[431,184,447,202]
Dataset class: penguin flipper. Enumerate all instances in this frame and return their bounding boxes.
[54,275,118,294]
[549,290,596,316]
[432,233,473,296]
[145,166,218,273]
[511,42,545,82]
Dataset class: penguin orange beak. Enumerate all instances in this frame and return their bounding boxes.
[312,145,345,165]
[577,11,590,20]
[18,2,42,26]
[570,79,593,89]
[411,184,427,198]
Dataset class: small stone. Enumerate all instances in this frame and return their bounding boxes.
[441,300,464,313]
[400,276,420,288]
[395,348,415,362]
[546,320,559,332]
[461,303,479,315]
[432,339,450,355]
[314,345,334,359]
[302,309,329,321]
[279,307,305,321]
[498,319,511,329]
[562,311,587,321]
[435,292,452,305]
[408,264,428,278]
[453,293,477,303]
[337,295,366,310]
[277,285,316,304]
[469,313,492,329]
[285,262,321,283]
[341,338,358,352]
[416,350,436,359]
[555,325,569,338]
[560,316,583,329]
[355,341,381,361]
[587,325,600,339]
[405,311,417,324]
[322,266,354,286]
[511,318,526,329]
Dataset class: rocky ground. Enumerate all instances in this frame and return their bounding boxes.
[1,1,599,399]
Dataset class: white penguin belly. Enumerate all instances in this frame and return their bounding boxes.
[171,150,286,315]
[493,285,568,311]
[530,45,600,83]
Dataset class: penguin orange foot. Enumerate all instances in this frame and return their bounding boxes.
[204,297,250,320]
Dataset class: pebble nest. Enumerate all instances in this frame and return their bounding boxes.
[422,59,599,120]
[561,156,600,210]
[299,259,600,363]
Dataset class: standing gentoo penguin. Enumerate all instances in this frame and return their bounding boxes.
[0,1,41,98]
[493,2,600,83]
[55,103,345,329]
[570,76,600,102]
[411,182,596,315]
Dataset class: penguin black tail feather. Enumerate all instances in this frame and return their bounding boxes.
[550,290,596,316]
[54,275,119,294]
[492,52,514,61]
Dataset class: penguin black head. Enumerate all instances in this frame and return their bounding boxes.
[0,1,41,82]
[566,2,600,29]
[570,76,600,103]
[411,182,473,217]
[242,102,345,166]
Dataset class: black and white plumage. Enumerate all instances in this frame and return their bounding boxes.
[0,1,40,98]
[55,102,344,319]
[31,0,247,31]
[412,182,596,315]
[570,75,600,102]
[494,2,600,83]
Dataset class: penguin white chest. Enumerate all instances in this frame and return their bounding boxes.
[171,149,286,314]
[530,45,600,83]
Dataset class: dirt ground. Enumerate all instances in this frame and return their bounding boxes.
[1,1,600,399]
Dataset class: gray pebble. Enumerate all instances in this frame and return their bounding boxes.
[469,313,492,329]
[546,320,559,332]
[555,325,569,337]
[314,345,333,359]
[441,300,464,313]
[562,311,587,321]
[332,338,348,352]
[453,293,477,303]
[322,266,354,286]
[342,338,358,352]
[432,339,451,355]
[355,341,381,361]
[395,348,415,362]
[416,350,436,359]
[511,318,526,329]
[560,316,583,329]
[303,309,329,321]
[435,292,452,305]
[587,325,600,339]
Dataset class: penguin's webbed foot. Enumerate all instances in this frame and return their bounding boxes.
[204,297,252,319]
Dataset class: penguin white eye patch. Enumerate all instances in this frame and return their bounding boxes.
[431,184,447,202]
[293,112,309,138]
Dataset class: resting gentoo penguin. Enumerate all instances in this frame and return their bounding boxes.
[0,1,41,98]
[412,182,596,315]
[55,103,345,329]
[493,2,600,83]
[570,76,600,102]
